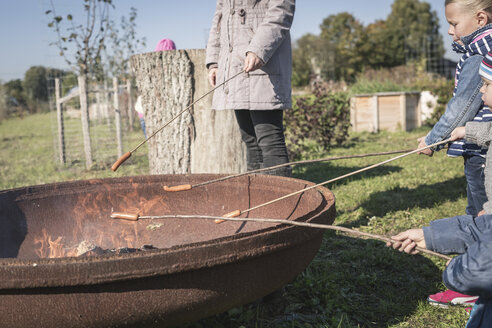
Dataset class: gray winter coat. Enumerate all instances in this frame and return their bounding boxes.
[205,0,295,110]
[465,121,492,213]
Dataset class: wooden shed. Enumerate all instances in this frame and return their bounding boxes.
[350,92,422,132]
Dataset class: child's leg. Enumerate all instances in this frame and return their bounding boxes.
[250,110,291,176]
[464,155,487,217]
[234,109,263,171]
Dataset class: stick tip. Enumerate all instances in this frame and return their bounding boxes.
[163,184,192,192]
[111,152,132,171]
[111,212,139,221]
[215,210,241,224]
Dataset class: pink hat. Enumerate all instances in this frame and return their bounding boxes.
[155,39,176,51]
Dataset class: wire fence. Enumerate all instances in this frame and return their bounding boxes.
[46,71,140,169]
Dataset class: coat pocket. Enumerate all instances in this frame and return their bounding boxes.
[248,73,290,105]
[248,52,280,76]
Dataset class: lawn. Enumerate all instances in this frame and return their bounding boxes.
[0,112,471,327]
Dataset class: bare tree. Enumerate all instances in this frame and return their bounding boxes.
[105,7,146,131]
[106,7,146,79]
[46,0,113,77]
[46,0,114,168]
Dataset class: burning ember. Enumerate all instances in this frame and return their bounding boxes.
[34,231,157,259]
[76,241,157,257]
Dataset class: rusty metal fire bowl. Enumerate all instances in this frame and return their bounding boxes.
[0,174,335,328]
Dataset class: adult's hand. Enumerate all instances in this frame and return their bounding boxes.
[244,52,264,73]
[208,67,218,87]
[417,137,433,156]
[386,228,426,254]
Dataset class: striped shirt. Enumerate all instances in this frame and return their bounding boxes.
[447,28,492,158]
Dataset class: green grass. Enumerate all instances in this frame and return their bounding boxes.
[0,113,471,327]
[0,112,149,189]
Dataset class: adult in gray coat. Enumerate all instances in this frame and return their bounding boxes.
[206,0,295,176]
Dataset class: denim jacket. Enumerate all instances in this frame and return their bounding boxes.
[425,25,492,152]
[423,214,492,327]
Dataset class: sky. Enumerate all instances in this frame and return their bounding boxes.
[0,0,457,82]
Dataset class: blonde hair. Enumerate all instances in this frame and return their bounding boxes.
[445,0,492,17]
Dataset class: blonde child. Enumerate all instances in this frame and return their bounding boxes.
[416,0,492,307]
[388,51,492,328]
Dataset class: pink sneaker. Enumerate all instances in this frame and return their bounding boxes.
[427,290,478,308]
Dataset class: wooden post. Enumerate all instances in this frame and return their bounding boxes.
[95,88,102,123]
[77,75,93,169]
[350,97,357,132]
[104,80,111,127]
[113,77,123,158]
[372,95,379,133]
[54,78,66,164]
[126,79,134,131]
[399,94,407,131]
[131,49,246,174]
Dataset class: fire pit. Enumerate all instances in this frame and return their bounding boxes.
[0,174,335,327]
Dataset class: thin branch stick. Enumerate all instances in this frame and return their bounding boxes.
[134,214,451,261]
[164,148,415,191]
[237,139,451,217]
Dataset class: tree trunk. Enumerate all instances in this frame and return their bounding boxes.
[113,77,123,158]
[104,80,111,127]
[131,49,245,174]
[54,78,66,164]
[78,75,92,169]
[126,79,134,131]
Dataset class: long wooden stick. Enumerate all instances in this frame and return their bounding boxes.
[163,148,414,192]
[111,70,245,171]
[110,212,451,261]
[217,139,451,222]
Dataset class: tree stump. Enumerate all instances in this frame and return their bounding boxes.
[131,49,246,174]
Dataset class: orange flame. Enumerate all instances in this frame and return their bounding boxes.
[33,180,171,259]
[34,228,78,258]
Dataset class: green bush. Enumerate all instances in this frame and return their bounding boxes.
[351,62,424,94]
[285,82,351,160]
[349,77,415,95]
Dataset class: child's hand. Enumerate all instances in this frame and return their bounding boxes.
[450,126,466,141]
[386,228,426,255]
[417,137,433,156]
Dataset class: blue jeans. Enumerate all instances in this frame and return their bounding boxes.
[464,155,487,217]
[139,117,147,138]
[422,213,492,328]
[234,109,290,176]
